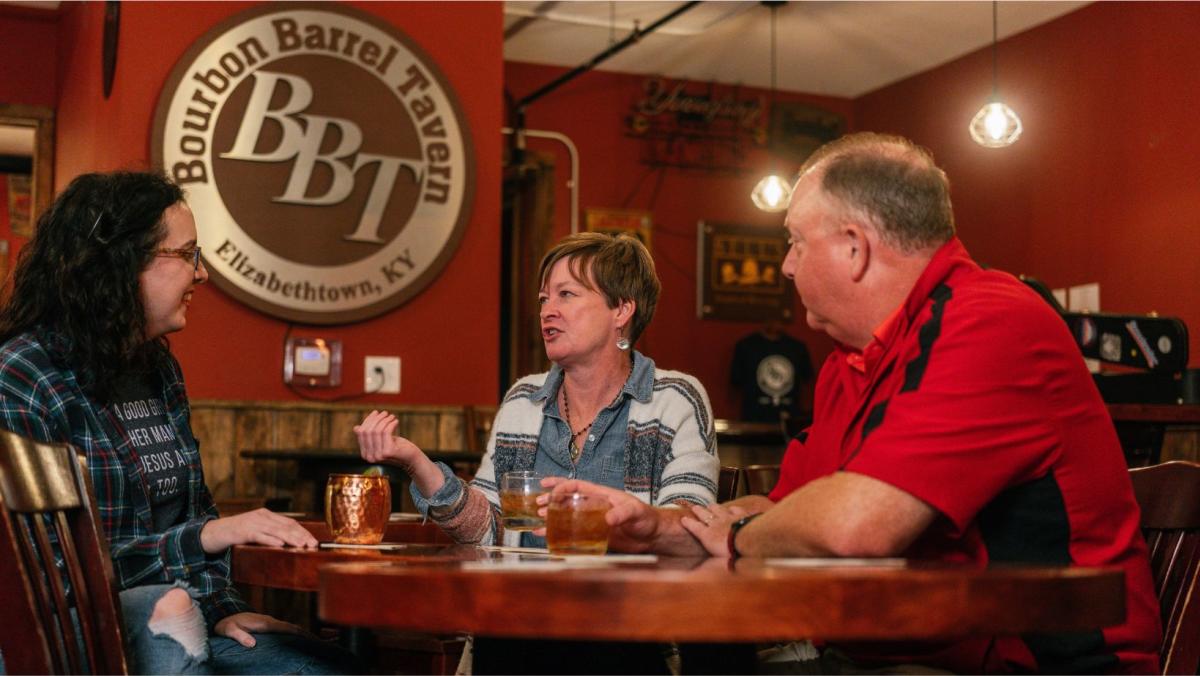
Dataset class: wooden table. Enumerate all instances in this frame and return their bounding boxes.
[232,543,1124,672]
[1107,404,1200,466]
[295,518,452,547]
[1107,403,1200,424]
[231,529,470,672]
[233,522,455,592]
[313,556,1124,643]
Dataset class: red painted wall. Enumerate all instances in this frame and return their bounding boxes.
[855,2,1200,367]
[46,2,503,405]
[0,7,55,294]
[0,6,57,107]
[6,2,1194,415]
[505,62,852,417]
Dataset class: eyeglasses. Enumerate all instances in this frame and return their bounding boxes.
[155,245,202,272]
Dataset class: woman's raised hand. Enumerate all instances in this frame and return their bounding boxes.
[354,410,424,468]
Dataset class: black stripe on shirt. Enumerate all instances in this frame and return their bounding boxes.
[978,473,1117,673]
[901,283,952,393]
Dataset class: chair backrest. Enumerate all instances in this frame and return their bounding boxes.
[717,466,740,503]
[0,428,128,674]
[742,464,781,497]
[1129,460,1200,675]
[463,405,498,454]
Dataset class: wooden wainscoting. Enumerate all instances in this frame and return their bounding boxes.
[191,400,481,511]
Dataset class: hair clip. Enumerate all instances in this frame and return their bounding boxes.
[88,213,103,238]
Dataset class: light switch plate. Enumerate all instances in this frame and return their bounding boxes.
[365,356,400,394]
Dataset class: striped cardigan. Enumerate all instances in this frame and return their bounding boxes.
[417,352,719,546]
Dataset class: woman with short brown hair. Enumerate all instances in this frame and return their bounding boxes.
[357,232,719,547]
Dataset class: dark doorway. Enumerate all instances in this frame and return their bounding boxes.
[500,151,556,398]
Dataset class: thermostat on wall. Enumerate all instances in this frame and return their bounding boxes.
[284,337,342,388]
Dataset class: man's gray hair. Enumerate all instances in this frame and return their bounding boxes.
[800,132,955,253]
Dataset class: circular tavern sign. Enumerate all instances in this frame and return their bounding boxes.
[151,3,475,324]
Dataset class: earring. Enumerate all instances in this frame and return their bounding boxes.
[616,337,631,351]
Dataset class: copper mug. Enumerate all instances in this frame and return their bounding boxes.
[325,473,391,544]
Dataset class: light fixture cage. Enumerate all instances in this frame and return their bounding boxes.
[969,101,1023,148]
[751,174,792,212]
[970,1,1022,148]
[752,2,793,212]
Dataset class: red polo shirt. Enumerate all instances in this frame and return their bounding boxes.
[770,238,1160,673]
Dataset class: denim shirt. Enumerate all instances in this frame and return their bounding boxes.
[411,349,718,547]
[518,353,652,546]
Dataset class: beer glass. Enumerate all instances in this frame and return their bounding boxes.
[499,471,546,531]
[325,473,390,544]
[546,492,611,555]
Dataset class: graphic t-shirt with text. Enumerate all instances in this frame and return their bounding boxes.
[110,372,189,532]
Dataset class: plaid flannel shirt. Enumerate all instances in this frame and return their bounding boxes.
[0,331,250,628]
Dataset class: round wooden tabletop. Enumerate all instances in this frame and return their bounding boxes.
[316,557,1125,643]
[232,519,455,591]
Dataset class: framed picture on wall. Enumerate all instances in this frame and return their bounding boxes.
[769,102,845,166]
[697,221,794,322]
[7,175,32,237]
[585,208,652,249]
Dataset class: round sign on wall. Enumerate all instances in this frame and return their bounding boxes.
[151,4,475,324]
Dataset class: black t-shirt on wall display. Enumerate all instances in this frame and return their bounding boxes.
[731,330,814,423]
[110,371,189,532]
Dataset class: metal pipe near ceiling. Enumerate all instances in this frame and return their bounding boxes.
[501,127,579,234]
[513,1,701,112]
[506,2,699,201]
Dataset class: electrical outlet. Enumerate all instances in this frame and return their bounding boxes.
[364,356,401,394]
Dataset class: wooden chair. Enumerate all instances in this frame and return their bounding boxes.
[0,428,128,674]
[718,466,740,502]
[463,405,498,454]
[1129,460,1200,675]
[742,464,781,497]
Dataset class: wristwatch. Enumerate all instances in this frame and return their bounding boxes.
[727,513,761,559]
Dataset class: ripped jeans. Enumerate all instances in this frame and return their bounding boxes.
[119,584,351,675]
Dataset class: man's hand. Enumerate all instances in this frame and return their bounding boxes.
[538,478,719,556]
[213,612,306,648]
[355,410,424,468]
[538,478,665,553]
[200,509,317,554]
[679,502,755,558]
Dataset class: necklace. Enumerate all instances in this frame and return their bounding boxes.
[561,363,633,463]
[560,385,592,462]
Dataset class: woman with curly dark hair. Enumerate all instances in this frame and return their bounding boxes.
[0,171,348,674]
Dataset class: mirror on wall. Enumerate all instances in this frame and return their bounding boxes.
[0,103,54,239]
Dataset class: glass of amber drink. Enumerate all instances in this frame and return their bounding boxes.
[546,492,611,555]
[499,471,546,531]
[325,473,391,544]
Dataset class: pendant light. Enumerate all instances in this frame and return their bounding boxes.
[969,1,1022,148]
[751,2,792,212]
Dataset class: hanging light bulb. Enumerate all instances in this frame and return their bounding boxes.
[969,101,1022,147]
[751,174,792,212]
[970,1,1022,148]
[752,2,792,212]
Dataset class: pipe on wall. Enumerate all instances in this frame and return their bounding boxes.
[501,126,580,233]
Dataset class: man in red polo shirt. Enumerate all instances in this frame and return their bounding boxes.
[547,132,1160,673]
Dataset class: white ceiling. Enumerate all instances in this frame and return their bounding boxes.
[504,1,1090,98]
[0,1,1090,105]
